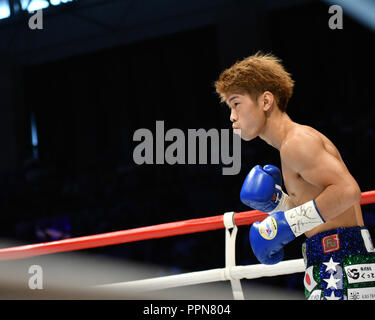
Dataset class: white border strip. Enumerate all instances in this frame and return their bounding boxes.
[95,258,305,293]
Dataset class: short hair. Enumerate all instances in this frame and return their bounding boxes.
[215,51,295,112]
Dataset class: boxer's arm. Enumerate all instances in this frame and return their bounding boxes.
[280,133,361,221]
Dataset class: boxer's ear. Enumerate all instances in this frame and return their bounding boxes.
[261,91,274,112]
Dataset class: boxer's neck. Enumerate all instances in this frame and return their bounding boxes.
[259,108,294,150]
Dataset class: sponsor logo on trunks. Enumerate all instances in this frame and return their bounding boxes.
[344,263,375,284]
[346,268,360,280]
[322,234,340,254]
[347,287,375,300]
[259,217,277,240]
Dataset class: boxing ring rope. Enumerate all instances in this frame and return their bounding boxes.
[95,258,306,293]
[0,209,269,261]
[1,190,375,299]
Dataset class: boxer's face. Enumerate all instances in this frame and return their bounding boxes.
[226,92,266,141]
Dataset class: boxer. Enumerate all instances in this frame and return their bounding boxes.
[215,52,375,300]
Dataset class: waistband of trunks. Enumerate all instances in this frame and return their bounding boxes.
[303,226,375,267]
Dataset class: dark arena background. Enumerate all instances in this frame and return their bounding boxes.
[0,0,374,300]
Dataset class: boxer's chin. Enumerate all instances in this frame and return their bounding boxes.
[234,129,253,141]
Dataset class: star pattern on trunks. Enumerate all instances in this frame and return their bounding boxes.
[323,273,341,290]
[323,257,340,273]
[325,291,341,300]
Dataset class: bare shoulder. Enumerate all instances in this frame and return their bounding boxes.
[280,125,325,168]
[280,125,323,155]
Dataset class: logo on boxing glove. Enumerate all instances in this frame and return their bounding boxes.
[259,217,278,240]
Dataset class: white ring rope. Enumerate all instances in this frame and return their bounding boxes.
[95,258,305,293]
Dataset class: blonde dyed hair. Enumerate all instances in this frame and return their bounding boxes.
[215,52,295,112]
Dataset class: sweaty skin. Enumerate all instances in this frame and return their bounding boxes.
[227,92,363,237]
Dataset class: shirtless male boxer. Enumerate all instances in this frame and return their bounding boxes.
[215,52,375,300]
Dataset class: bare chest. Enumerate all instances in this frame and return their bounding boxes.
[280,161,323,206]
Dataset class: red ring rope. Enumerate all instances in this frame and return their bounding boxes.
[1,190,374,261]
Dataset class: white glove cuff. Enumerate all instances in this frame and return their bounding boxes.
[269,185,295,214]
[284,200,325,237]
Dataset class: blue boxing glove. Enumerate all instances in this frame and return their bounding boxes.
[240,165,292,213]
[250,200,325,265]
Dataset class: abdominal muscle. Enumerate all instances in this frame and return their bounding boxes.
[282,126,364,238]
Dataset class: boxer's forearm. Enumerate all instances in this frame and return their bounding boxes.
[314,183,362,221]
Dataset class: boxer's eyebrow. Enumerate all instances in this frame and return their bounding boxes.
[226,95,239,107]
[228,96,239,103]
